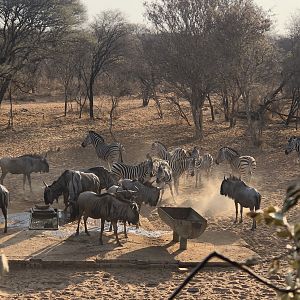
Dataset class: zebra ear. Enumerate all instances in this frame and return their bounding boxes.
[43,181,48,187]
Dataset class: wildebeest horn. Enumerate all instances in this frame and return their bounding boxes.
[43,181,48,187]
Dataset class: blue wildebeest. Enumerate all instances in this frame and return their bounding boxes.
[44,170,101,220]
[75,192,139,246]
[0,184,9,233]
[0,154,49,191]
[220,175,261,230]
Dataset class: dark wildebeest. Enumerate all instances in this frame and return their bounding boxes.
[0,184,9,233]
[75,192,139,246]
[44,170,101,220]
[82,166,118,191]
[220,176,261,230]
[0,154,49,191]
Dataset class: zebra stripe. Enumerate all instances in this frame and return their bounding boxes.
[82,131,124,169]
[111,160,153,182]
[215,147,256,182]
[150,141,171,161]
[0,184,9,233]
[285,136,300,161]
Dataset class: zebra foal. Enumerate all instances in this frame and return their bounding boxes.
[81,131,124,170]
[215,147,256,183]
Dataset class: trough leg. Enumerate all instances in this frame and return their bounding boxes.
[173,231,179,242]
[179,237,187,250]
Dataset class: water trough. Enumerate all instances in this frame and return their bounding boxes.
[158,207,208,250]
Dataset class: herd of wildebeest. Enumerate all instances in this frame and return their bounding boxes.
[0,132,299,245]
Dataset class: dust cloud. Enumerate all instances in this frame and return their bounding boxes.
[169,176,235,219]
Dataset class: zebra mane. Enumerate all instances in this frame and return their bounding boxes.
[220,146,239,156]
[154,141,168,151]
[88,131,105,141]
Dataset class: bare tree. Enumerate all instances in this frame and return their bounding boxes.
[79,10,129,119]
[0,0,85,105]
[145,0,219,139]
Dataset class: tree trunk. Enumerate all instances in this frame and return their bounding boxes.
[88,81,94,119]
[64,88,68,117]
[206,93,215,122]
[191,103,203,139]
[0,78,11,106]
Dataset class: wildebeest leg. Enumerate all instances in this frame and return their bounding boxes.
[109,222,112,232]
[239,206,243,223]
[75,213,82,236]
[1,206,7,233]
[112,221,122,247]
[83,216,90,236]
[234,201,238,223]
[27,174,32,192]
[250,209,256,230]
[99,219,105,245]
[124,221,127,238]
[0,171,7,185]
[23,174,26,190]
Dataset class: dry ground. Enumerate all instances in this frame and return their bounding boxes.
[0,95,299,299]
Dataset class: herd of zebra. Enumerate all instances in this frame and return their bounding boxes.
[82,130,258,193]
[1,132,300,238]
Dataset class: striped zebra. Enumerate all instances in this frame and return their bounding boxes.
[285,136,300,163]
[154,159,174,202]
[111,159,153,182]
[81,131,124,170]
[169,148,195,194]
[150,141,171,161]
[192,154,214,188]
[0,184,9,233]
[215,147,256,183]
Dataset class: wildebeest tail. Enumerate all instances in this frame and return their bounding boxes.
[256,192,261,210]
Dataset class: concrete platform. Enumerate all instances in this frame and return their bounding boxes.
[0,220,259,269]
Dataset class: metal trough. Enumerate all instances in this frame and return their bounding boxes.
[158,207,207,250]
[29,205,59,230]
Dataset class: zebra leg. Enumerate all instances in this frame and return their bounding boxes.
[112,221,122,247]
[84,216,90,236]
[239,206,243,223]
[1,206,7,233]
[234,201,238,223]
[99,219,105,245]
[168,183,175,202]
[27,174,32,192]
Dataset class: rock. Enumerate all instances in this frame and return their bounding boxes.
[187,287,200,293]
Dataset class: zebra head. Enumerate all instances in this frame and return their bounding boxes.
[81,131,104,148]
[285,136,299,155]
[215,148,225,165]
[187,157,196,177]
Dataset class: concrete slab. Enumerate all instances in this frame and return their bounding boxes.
[0,223,259,268]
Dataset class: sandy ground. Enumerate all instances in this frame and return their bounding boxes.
[0,96,299,298]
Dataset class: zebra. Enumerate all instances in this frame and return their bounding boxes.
[111,159,154,182]
[190,153,214,188]
[154,159,174,202]
[0,184,9,233]
[169,148,195,194]
[285,136,300,163]
[81,131,124,170]
[215,147,256,183]
[150,141,171,161]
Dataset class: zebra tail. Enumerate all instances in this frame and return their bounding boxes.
[256,192,261,210]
